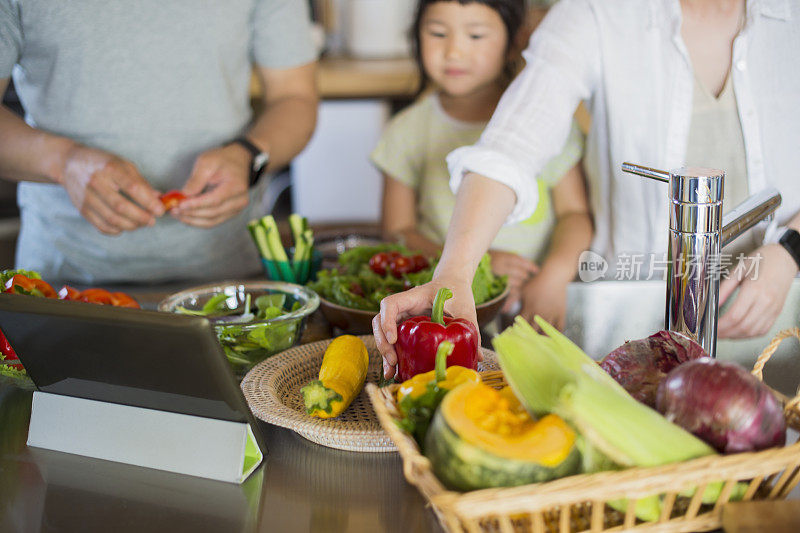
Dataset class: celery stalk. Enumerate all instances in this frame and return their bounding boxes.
[289,214,307,265]
[259,216,289,263]
[247,220,272,260]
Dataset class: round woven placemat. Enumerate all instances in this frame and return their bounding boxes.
[241,334,498,453]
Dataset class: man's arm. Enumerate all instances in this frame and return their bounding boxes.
[175,62,318,227]
[0,78,74,184]
[0,78,164,234]
[247,61,318,171]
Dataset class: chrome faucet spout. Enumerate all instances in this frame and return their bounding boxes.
[621,163,782,357]
[721,188,782,247]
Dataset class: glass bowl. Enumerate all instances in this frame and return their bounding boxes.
[158,281,319,378]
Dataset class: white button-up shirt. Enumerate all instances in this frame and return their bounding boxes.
[447,0,799,263]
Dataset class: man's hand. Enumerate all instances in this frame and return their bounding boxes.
[519,272,568,331]
[373,275,479,380]
[718,244,798,338]
[61,144,164,235]
[488,250,538,313]
[171,143,252,227]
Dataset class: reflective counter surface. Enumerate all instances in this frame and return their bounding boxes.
[1,279,798,532]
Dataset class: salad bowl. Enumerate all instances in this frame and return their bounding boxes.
[158,281,319,378]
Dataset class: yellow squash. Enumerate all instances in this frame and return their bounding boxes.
[301,335,369,418]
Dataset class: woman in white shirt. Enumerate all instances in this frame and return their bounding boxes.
[374,0,800,377]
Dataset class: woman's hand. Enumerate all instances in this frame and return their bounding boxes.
[518,272,569,331]
[61,144,164,235]
[488,250,538,312]
[373,275,478,379]
[718,244,798,338]
[171,143,252,227]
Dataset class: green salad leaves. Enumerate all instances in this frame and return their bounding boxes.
[309,245,506,312]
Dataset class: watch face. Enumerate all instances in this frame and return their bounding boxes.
[253,152,269,171]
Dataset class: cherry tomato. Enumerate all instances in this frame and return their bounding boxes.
[4,275,57,298]
[368,252,391,276]
[410,254,429,272]
[58,285,82,300]
[109,292,141,309]
[349,282,365,297]
[387,251,402,260]
[389,255,414,278]
[159,190,188,210]
[78,288,114,305]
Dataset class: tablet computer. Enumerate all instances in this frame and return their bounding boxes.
[0,293,265,452]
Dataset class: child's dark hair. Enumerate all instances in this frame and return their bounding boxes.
[410,0,527,93]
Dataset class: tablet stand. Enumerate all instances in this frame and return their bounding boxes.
[27,391,263,484]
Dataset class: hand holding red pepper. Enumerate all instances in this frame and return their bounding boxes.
[394,287,480,382]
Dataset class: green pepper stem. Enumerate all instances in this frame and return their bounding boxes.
[431,288,453,326]
[434,341,454,382]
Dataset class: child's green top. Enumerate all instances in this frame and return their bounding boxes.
[371,93,584,262]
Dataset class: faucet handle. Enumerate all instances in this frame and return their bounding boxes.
[621,162,670,183]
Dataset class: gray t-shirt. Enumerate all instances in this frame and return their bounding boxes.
[0,0,316,284]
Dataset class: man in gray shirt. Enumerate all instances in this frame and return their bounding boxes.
[0,0,318,284]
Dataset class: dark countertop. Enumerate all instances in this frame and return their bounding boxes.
[0,383,438,533]
[0,281,441,533]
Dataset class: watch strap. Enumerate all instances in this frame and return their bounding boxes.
[231,137,267,186]
[778,228,800,270]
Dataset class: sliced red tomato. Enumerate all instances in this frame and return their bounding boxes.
[109,292,141,309]
[159,190,188,210]
[78,288,114,305]
[58,285,82,300]
[4,275,57,298]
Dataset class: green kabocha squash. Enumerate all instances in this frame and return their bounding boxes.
[424,381,580,491]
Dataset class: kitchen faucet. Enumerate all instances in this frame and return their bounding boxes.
[621,163,781,357]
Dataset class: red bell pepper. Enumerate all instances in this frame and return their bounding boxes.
[78,288,114,305]
[109,292,141,309]
[4,274,57,298]
[394,287,479,381]
[58,285,82,300]
[0,328,23,370]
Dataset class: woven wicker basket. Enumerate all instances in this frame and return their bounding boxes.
[366,328,800,532]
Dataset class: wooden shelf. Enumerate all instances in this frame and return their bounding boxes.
[250,55,419,101]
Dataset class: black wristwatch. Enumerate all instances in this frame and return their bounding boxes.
[778,228,800,270]
[230,137,269,186]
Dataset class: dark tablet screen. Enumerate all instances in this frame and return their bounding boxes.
[0,294,258,431]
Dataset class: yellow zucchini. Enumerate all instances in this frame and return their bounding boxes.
[301,335,369,418]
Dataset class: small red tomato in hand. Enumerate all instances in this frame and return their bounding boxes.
[78,288,114,305]
[159,190,188,210]
[390,255,414,278]
[410,254,429,272]
[368,252,391,276]
[58,285,82,300]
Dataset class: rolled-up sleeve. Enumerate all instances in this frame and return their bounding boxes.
[252,0,318,69]
[0,0,22,78]
[447,0,600,224]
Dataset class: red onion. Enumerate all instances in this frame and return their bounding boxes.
[600,331,707,408]
[656,358,786,453]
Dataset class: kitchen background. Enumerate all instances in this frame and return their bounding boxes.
[0,0,557,269]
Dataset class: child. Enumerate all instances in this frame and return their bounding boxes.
[371,0,592,329]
